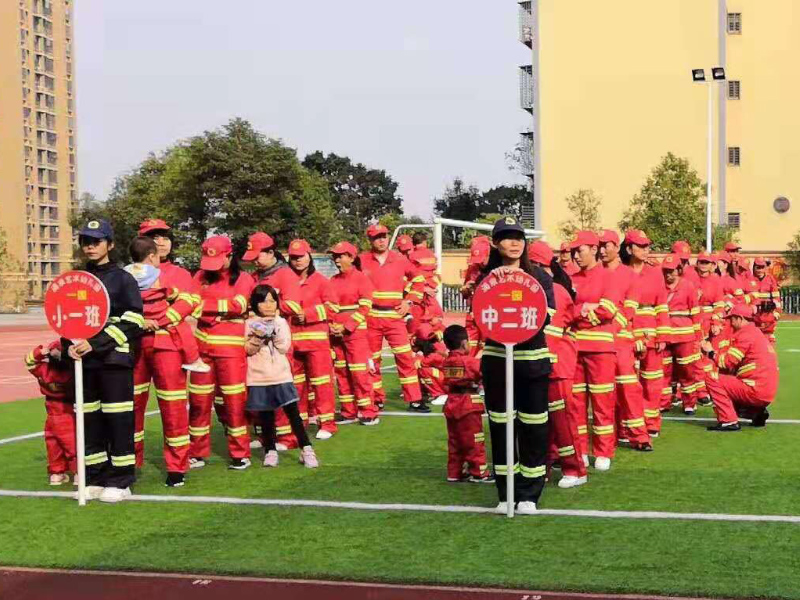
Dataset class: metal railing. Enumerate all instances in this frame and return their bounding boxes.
[519,65,533,112]
[442,285,469,313]
[781,287,800,314]
[518,1,533,46]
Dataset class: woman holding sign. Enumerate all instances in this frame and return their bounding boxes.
[477,217,555,515]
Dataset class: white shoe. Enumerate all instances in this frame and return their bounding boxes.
[308,416,319,425]
[315,429,333,440]
[85,485,105,500]
[494,501,510,514]
[558,475,588,489]
[594,457,611,471]
[275,442,289,452]
[617,438,629,445]
[182,359,211,373]
[262,450,279,468]
[189,457,206,469]
[49,473,70,486]
[516,501,538,515]
[430,395,447,406]
[684,407,696,416]
[249,439,263,449]
[99,487,131,503]
[582,454,589,467]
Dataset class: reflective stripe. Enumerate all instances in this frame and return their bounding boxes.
[572,383,587,393]
[166,435,190,447]
[101,401,134,414]
[348,363,367,372]
[398,375,419,385]
[220,383,246,395]
[156,389,187,402]
[488,410,517,424]
[285,300,303,315]
[622,418,645,428]
[558,445,576,457]
[548,399,566,412]
[518,411,548,425]
[369,309,403,319]
[105,325,127,346]
[133,383,151,395]
[226,425,248,437]
[495,463,520,476]
[294,374,307,384]
[356,397,372,407]
[644,409,661,418]
[121,311,145,327]
[640,370,664,380]
[339,395,355,403]
[188,383,215,395]
[333,360,347,369]
[676,353,702,365]
[85,451,108,466]
[737,363,756,376]
[292,332,329,341]
[234,295,248,313]
[615,375,639,385]
[83,401,101,413]
[217,299,229,314]
[315,305,327,321]
[474,432,485,443]
[189,425,210,436]
[520,464,546,479]
[392,344,412,355]
[574,331,615,343]
[309,375,331,386]
[588,383,615,394]
[133,430,145,443]
[482,347,551,361]
[166,307,182,326]
[111,454,136,467]
[373,291,404,299]
[577,425,588,434]
[592,424,615,435]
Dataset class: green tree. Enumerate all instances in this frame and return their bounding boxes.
[434,179,528,225]
[0,228,26,312]
[302,151,404,239]
[558,189,602,241]
[375,213,427,251]
[619,153,737,252]
[786,230,800,281]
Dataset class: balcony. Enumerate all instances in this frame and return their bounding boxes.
[518,132,534,178]
[519,1,533,47]
[519,65,534,113]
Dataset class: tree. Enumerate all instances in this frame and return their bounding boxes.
[376,213,427,250]
[558,189,602,241]
[0,227,26,312]
[302,151,404,239]
[434,179,528,224]
[786,230,800,281]
[619,153,737,252]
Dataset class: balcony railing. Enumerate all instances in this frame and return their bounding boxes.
[519,65,534,113]
[518,132,534,178]
[519,1,533,47]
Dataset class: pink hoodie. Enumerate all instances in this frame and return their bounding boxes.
[245,316,293,387]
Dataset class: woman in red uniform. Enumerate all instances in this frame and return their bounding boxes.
[752,257,781,345]
[286,239,337,441]
[717,252,746,310]
[461,236,490,356]
[528,241,587,488]
[188,236,255,470]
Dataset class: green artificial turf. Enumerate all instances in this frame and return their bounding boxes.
[0,324,799,598]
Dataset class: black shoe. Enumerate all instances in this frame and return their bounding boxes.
[469,475,495,484]
[698,396,713,407]
[632,442,654,452]
[707,422,741,432]
[228,458,252,470]
[750,409,770,428]
[165,472,185,488]
[335,415,358,425]
[376,401,385,410]
[408,401,431,413]
[359,417,380,426]
[659,407,671,414]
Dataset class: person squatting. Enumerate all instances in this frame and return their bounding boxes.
[29,217,782,511]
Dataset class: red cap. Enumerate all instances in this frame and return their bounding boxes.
[329,241,358,257]
[47,340,61,353]
[242,232,275,261]
[201,236,233,271]
[468,243,490,265]
[696,250,714,262]
[287,239,312,257]
[672,240,691,260]
[724,242,741,252]
[366,224,389,238]
[661,254,681,271]
[138,218,170,236]
[413,324,437,342]
[528,240,553,265]
[599,229,620,245]
[396,235,413,252]
[717,252,733,264]
[737,257,751,270]
[726,304,755,320]
[559,242,571,253]
[570,230,600,250]
[753,257,767,267]
[624,229,651,246]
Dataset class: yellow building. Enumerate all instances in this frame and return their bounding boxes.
[519,0,800,251]
[0,0,77,300]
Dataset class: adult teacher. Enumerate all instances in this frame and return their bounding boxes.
[478,217,555,515]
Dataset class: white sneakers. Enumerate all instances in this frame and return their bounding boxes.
[315,429,333,440]
[249,439,263,449]
[49,473,70,486]
[494,501,509,514]
[516,501,538,515]
[263,450,279,468]
[99,487,132,503]
[275,443,289,452]
[430,395,447,406]
[189,457,206,469]
[299,446,319,469]
[558,475,588,489]
[182,359,211,373]
[84,485,105,500]
[594,456,611,471]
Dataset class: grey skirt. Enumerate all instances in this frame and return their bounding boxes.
[246,383,299,412]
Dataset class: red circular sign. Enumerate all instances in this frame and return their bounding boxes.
[472,269,548,344]
[44,271,110,340]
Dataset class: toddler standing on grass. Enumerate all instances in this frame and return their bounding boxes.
[245,284,318,469]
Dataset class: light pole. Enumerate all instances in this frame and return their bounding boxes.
[692,67,726,253]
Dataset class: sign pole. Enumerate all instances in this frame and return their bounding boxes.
[74,358,86,506]
[504,343,515,518]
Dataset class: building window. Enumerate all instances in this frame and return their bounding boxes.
[727,12,742,34]
[728,147,741,166]
[727,213,741,229]
[728,80,740,100]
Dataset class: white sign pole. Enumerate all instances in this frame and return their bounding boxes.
[505,343,515,519]
[74,358,86,506]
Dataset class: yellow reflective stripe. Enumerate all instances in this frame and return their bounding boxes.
[518,411,548,425]
[398,375,419,385]
[189,424,211,436]
[121,311,145,327]
[220,383,246,395]
[234,295,248,313]
[356,397,372,407]
[292,332,330,341]
[644,409,661,418]
[574,331,615,342]
[111,454,136,467]
[676,353,702,365]
[166,435,190,447]
[166,307,182,325]
[520,464,546,478]
[548,399,566,412]
[577,425,588,434]
[217,299,229,314]
[495,463,520,475]
[333,360,347,368]
[309,375,331,385]
[572,383,587,393]
[196,333,246,346]
[352,313,366,324]
[134,383,151,395]
[544,325,564,337]
[654,304,669,314]
[622,418,645,428]
[615,375,639,385]
[188,383,215,394]
[488,410,517,424]
[624,300,639,309]
[737,363,757,376]
[373,291,404,299]
[558,445,576,457]
[586,310,601,326]
[85,451,108,466]
[105,325,127,346]
[226,425,248,437]
[474,432,485,443]
[592,424,615,435]
[293,374,307,384]
[339,395,355,403]
[588,383,615,394]
[392,344,412,355]
[640,370,664,380]
[315,305,327,321]
[358,299,373,307]
[101,401,134,414]
[369,310,402,319]
[156,389,187,401]
[729,348,745,360]
[134,430,145,442]
[83,401,102,413]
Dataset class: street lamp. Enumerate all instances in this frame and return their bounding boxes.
[693,67,726,252]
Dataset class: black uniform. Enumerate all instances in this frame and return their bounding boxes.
[479,265,555,505]
[69,262,144,489]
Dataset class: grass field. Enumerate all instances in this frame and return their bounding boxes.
[1,324,799,598]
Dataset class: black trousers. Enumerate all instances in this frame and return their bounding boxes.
[83,367,136,489]
[257,403,310,451]
[481,357,550,504]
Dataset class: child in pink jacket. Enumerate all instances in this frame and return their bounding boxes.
[246,285,318,469]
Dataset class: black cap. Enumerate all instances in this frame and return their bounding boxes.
[77,219,114,240]
[491,216,525,239]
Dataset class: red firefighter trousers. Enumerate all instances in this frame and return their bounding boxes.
[705,373,771,424]
[446,411,488,479]
[367,314,421,404]
[638,347,665,433]
[614,342,651,447]
[331,333,378,420]
[661,342,704,410]
[45,400,76,475]
[133,346,190,472]
[188,354,250,460]
[547,379,587,478]
[573,352,617,459]
[419,365,446,399]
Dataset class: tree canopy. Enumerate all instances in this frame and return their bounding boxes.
[558,189,603,241]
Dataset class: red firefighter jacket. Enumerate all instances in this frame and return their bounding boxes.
[324,268,374,337]
[664,278,702,344]
[191,270,254,358]
[716,323,779,402]
[631,264,670,347]
[417,351,446,392]
[545,282,577,380]
[254,262,303,318]
[25,345,73,402]
[290,271,331,351]
[753,274,781,335]
[570,263,621,353]
[603,261,639,345]
[408,246,440,288]
[697,273,726,337]
[442,350,484,420]
[358,250,425,313]
[720,274,746,310]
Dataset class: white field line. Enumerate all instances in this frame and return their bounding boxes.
[1,489,798,524]
[0,410,160,446]
[380,411,800,425]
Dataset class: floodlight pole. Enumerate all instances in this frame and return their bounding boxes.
[706,82,714,254]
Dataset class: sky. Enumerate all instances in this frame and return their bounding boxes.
[75,1,532,219]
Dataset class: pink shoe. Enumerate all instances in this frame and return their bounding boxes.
[262,450,279,468]
[299,446,319,469]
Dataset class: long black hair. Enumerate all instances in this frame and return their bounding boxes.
[289,254,316,277]
[250,284,280,316]
[143,228,176,263]
[620,242,634,266]
[480,241,537,280]
[550,258,576,300]
[202,254,242,285]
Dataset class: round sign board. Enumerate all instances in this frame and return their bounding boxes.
[472,269,548,345]
[44,271,110,340]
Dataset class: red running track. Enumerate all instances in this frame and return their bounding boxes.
[0,568,697,600]
[0,325,52,404]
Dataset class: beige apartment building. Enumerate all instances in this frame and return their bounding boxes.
[518,1,800,251]
[0,0,77,301]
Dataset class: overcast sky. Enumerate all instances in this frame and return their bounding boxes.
[75,1,531,218]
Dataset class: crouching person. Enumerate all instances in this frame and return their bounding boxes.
[703,305,778,431]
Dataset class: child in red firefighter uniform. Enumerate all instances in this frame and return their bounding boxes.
[752,257,782,345]
[441,325,492,483]
[412,324,447,406]
[26,342,76,485]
